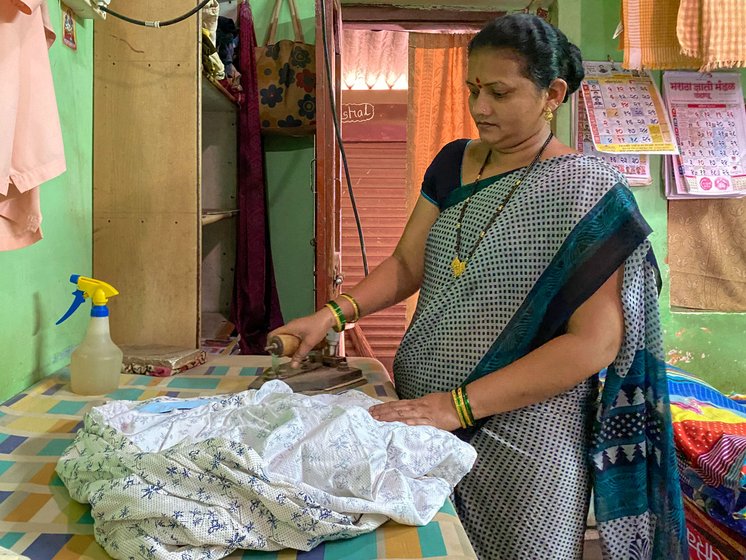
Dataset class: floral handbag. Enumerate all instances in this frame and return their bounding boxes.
[255,0,316,135]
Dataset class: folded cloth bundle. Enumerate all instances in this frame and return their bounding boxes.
[121,345,207,377]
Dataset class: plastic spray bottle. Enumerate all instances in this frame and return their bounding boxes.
[56,275,123,395]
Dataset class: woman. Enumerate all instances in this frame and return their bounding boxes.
[269,14,686,560]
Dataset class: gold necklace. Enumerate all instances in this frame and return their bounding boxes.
[451,132,554,278]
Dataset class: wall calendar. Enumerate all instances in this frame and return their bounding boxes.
[575,92,651,185]
[580,61,677,155]
[663,71,746,197]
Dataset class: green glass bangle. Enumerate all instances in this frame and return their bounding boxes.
[325,300,346,332]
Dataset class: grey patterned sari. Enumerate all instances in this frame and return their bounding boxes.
[394,154,686,560]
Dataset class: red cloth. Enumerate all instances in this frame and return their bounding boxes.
[231,1,283,353]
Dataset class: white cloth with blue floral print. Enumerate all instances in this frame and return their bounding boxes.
[56,381,476,560]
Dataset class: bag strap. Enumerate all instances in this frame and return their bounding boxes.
[287,0,304,43]
[264,0,305,45]
[264,0,283,45]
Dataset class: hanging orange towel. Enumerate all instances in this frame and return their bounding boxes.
[677,0,746,72]
[621,0,700,70]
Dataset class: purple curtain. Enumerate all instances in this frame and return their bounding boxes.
[231,1,284,354]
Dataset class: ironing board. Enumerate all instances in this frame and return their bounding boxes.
[0,356,477,560]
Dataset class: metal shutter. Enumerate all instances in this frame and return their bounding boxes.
[341,141,408,374]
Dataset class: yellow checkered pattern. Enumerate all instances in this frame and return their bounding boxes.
[677,0,746,71]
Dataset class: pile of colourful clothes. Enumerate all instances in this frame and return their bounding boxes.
[667,365,746,558]
[200,1,243,103]
[215,15,243,101]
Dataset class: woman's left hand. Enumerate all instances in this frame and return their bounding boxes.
[368,392,462,432]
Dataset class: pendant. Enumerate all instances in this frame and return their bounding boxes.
[451,257,466,277]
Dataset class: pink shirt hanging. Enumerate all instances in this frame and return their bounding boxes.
[0,0,66,251]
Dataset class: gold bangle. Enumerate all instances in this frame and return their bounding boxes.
[338,293,360,322]
[456,387,473,427]
[324,302,345,332]
[451,389,467,429]
[458,386,474,427]
[456,388,473,428]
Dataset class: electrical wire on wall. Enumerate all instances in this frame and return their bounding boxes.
[98,0,212,27]
[319,0,370,277]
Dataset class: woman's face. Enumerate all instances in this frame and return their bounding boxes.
[466,48,548,149]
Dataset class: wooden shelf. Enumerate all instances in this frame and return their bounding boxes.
[201,208,239,226]
[201,312,235,340]
[202,75,239,112]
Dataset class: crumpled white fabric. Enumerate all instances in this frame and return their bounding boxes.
[56,381,476,560]
[0,545,28,560]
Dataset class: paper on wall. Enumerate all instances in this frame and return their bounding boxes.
[663,71,746,197]
[580,61,678,155]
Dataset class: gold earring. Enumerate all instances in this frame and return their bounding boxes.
[543,107,554,122]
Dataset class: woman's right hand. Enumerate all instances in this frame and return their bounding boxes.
[267,308,336,368]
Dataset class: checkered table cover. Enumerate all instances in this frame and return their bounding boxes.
[0,356,476,560]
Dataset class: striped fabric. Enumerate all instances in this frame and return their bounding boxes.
[668,366,746,540]
[668,366,746,469]
[677,0,746,71]
[698,435,746,488]
[621,0,700,70]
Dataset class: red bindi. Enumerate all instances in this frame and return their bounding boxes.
[475,77,482,88]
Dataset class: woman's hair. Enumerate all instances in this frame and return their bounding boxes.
[468,13,584,102]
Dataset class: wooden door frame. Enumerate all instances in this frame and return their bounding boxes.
[314,4,504,310]
[315,0,343,310]
[341,6,502,31]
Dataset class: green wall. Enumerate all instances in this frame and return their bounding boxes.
[252,0,316,321]
[0,5,93,402]
[264,137,316,321]
[559,0,746,392]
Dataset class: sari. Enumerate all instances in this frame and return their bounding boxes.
[393,150,687,559]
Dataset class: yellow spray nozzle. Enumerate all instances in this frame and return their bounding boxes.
[74,275,119,306]
[56,275,120,326]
